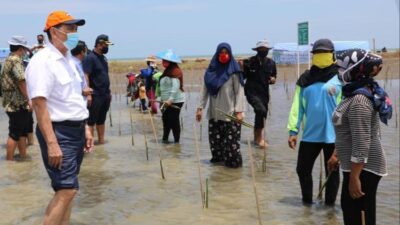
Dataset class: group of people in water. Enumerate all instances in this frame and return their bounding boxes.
[1,9,393,225]
[133,37,392,225]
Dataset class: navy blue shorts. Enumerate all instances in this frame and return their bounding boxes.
[88,95,111,126]
[36,121,85,192]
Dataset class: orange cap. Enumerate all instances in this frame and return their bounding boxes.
[44,10,85,32]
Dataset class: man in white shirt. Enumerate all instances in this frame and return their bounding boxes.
[25,10,93,225]
[71,40,92,98]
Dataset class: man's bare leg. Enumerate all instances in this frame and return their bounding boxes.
[6,137,18,160]
[96,124,105,144]
[44,189,77,225]
[27,132,34,145]
[17,136,28,158]
[60,199,74,225]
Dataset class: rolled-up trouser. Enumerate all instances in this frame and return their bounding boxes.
[36,121,85,192]
[246,94,268,129]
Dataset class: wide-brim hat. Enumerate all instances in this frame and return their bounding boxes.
[8,36,30,49]
[44,10,85,32]
[252,39,272,51]
[156,49,182,64]
[145,55,157,62]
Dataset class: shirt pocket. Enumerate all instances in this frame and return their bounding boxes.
[50,63,73,86]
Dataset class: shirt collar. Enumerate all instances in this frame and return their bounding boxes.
[47,42,71,61]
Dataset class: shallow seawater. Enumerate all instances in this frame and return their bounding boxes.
[0,74,398,225]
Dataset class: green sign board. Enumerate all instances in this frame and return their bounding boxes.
[298,22,309,45]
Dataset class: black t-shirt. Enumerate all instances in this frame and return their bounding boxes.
[83,51,110,96]
[243,55,277,97]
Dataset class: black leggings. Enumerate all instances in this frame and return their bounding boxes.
[296,141,340,204]
[162,102,183,142]
[341,171,381,225]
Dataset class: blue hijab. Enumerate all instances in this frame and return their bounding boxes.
[204,42,243,96]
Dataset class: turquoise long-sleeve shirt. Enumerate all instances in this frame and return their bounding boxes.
[287,75,342,143]
[159,76,185,103]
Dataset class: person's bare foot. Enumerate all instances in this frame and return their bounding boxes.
[255,140,268,148]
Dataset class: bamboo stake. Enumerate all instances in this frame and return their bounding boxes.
[199,123,203,141]
[205,178,209,208]
[129,108,134,146]
[317,152,324,200]
[180,117,184,130]
[317,172,333,198]
[247,140,263,225]
[193,123,205,208]
[144,134,149,161]
[395,98,398,128]
[148,111,165,179]
[109,106,113,127]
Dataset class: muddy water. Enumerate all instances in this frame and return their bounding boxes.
[0,72,398,225]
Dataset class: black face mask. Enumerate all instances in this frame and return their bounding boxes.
[101,46,109,54]
[257,50,269,58]
[38,40,44,45]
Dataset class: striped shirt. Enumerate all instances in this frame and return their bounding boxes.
[333,94,387,176]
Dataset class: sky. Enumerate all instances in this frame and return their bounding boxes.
[0,0,399,59]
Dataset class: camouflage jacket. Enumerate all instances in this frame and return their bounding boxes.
[0,53,29,112]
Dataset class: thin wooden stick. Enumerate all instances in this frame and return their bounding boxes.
[129,108,134,146]
[148,111,165,179]
[317,152,324,200]
[247,140,263,225]
[118,108,121,136]
[216,108,253,128]
[199,123,203,141]
[144,134,149,161]
[395,98,398,128]
[317,171,333,198]
[205,178,209,208]
[193,123,205,208]
[109,106,113,127]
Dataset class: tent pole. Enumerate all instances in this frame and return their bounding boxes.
[297,50,300,78]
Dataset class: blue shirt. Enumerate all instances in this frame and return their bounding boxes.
[83,51,110,96]
[287,76,342,143]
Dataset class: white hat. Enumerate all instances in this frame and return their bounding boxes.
[8,36,30,49]
[252,39,271,50]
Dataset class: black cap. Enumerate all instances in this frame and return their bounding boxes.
[95,34,113,46]
[312,39,334,53]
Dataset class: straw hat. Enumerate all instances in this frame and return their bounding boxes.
[145,55,157,62]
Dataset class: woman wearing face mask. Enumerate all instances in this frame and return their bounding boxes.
[156,49,185,144]
[196,43,245,168]
[328,49,391,225]
[287,38,341,206]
